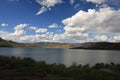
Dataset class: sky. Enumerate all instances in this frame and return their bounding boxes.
[0,0,120,43]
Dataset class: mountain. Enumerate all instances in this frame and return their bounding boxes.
[71,42,120,50]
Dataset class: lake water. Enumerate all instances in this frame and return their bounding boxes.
[0,47,120,66]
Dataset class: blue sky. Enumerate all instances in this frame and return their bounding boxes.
[0,0,120,43]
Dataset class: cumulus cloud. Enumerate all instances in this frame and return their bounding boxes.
[0,31,54,43]
[0,24,54,43]
[62,6,120,34]
[53,32,89,43]
[35,0,63,15]
[94,35,108,41]
[18,32,54,43]
[9,24,28,37]
[0,23,120,43]
[1,23,8,27]
[35,28,47,33]
[113,36,120,42]
[0,24,27,42]
[10,30,26,36]
[28,26,38,31]
[48,23,59,28]
[52,6,120,43]
[0,5,120,43]
[14,24,28,30]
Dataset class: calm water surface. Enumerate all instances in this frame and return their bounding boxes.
[0,47,120,66]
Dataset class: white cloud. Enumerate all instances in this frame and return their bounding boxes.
[94,35,108,41]
[86,0,105,4]
[0,31,9,38]
[28,26,38,31]
[69,0,74,5]
[35,0,63,15]
[36,0,63,7]
[35,28,47,33]
[48,23,59,28]
[1,23,8,27]
[113,36,120,42]
[52,6,120,43]
[53,32,89,43]
[10,30,26,36]
[8,24,28,37]
[0,29,54,43]
[14,24,28,30]
[0,23,54,43]
[1,5,120,43]
[62,7,120,34]
[18,32,54,43]
[36,6,47,15]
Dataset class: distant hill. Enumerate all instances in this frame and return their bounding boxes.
[33,42,74,48]
[0,38,36,47]
[0,38,73,48]
[1,38,120,49]
[71,42,120,50]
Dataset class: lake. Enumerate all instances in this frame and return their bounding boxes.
[0,47,120,66]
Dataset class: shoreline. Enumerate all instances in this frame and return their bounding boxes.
[1,46,120,50]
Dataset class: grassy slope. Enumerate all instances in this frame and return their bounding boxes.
[0,38,39,48]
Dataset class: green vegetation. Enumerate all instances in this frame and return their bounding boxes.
[0,55,120,80]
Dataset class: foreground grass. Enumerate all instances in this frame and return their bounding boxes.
[0,56,120,80]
